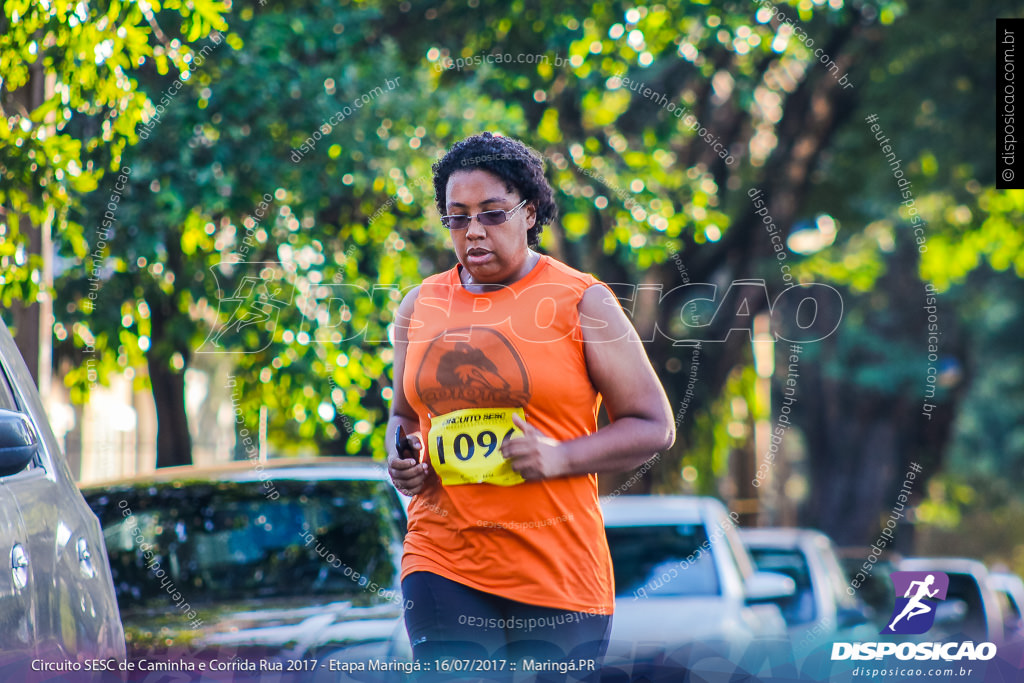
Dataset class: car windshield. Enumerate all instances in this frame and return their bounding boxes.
[748,547,817,624]
[84,477,405,610]
[996,589,1020,622]
[934,572,989,639]
[605,524,720,597]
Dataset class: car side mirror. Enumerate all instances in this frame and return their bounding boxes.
[746,570,796,603]
[0,409,38,477]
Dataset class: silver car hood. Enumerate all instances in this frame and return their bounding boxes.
[124,596,402,660]
[609,596,751,646]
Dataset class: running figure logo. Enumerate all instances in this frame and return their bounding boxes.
[882,571,949,634]
[197,263,296,354]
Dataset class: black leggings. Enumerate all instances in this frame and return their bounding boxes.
[402,571,611,683]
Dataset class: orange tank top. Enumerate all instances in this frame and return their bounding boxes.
[400,255,615,614]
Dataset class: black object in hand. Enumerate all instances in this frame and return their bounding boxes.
[395,425,417,460]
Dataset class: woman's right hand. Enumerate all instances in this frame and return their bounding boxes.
[387,433,433,496]
[387,286,434,496]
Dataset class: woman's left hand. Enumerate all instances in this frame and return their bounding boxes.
[501,414,569,480]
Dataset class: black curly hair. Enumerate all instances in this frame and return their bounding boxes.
[432,132,557,249]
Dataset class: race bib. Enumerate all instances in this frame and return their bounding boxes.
[428,407,526,486]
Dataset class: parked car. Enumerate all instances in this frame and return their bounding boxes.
[990,572,1024,640]
[600,496,793,680]
[740,528,872,645]
[80,458,410,670]
[0,318,125,674]
[897,557,1005,642]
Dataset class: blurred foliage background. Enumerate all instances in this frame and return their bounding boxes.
[2,0,1023,568]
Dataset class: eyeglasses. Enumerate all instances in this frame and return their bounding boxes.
[441,199,528,230]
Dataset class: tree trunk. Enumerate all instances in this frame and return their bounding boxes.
[147,351,192,469]
[9,55,53,395]
[146,289,193,469]
[801,378,917,547]
[800,371,954,550]
[797,245,960,546]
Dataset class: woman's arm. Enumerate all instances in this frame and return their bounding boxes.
[502,283,675,479]
[385,286,434,494]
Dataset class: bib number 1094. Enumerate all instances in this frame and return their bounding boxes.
[428,407,525,486]
[435,428,516,464]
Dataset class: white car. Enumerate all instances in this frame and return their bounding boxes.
[740,528,873,646]
[991,572,1024,641]
[898,557,1004,643]
[0,317,125,673]
[601,496,793,678]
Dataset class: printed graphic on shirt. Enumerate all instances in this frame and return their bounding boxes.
[415,327,531,415]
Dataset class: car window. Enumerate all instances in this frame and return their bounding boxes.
[0,359,41,475]
[819,540,861,610]
[719,521,756,580]
[1005,590,1022,620]
[935,573,988,639]
[0,363,17,411]
[84,478,405,610]
[996,590,1018,621]
[606,524,720,597]
[749,548,817,624]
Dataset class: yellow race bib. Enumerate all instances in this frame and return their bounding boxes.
[428,407,526,486]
